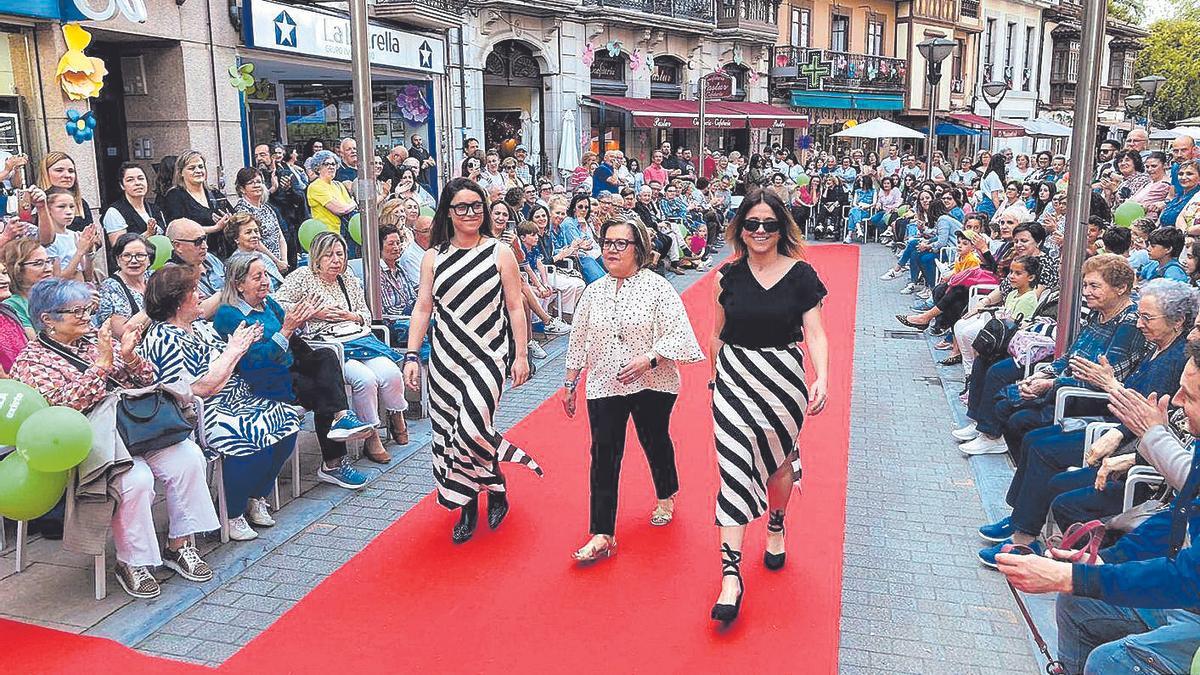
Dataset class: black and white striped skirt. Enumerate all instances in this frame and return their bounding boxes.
[712,343,808,527]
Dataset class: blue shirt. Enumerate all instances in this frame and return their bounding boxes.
[1049,303,1149,389]
[212,297,295,402]
[1140,258,1189,283]
[592,164,616,198]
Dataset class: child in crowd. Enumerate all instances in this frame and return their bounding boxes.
[39,187,99,283]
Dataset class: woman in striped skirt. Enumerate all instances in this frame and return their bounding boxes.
[404,178,542,545]
[709,189,830,624]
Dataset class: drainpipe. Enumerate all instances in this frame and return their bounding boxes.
[205,0,226,189]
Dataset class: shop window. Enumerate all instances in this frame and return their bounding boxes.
[590,54,628,96]
[484,40,542,87]
[650,57,684,99]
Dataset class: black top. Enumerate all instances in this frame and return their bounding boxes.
[718,258,827,349]
[161,186,233,259]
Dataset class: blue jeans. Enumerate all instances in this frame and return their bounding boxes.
[577,256,605,284]
[1056,593,1200,674]
[1007,425,1086,536]
[847,207,869,237]
[912,250,938,285]
[1050,467,1126,530]
[221,435,297,519]
[970,357,1025,437]
[897,239,921,269]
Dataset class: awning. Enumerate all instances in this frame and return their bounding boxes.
[1020,118,1073,138]
[918,122,983,136]
[945,112,1026,138]
[587,95,808,130]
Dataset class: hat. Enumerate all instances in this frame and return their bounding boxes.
[958,229,990,247]
[515,144,528,152]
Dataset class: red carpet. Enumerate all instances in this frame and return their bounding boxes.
[1,245,859,674]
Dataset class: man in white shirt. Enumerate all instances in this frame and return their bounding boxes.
[879,145,901,177]
[398,214,432,285]
[477,151,506,194]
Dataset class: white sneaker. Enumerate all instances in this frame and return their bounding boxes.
[228,515,259,541]
[544,317,572,335]
[952,422,979,442]
[915,288,932,300]
[960,434,1008,456]
[880,268,902,280]
[900,282,918,295]
[246,498,275,527]
[528,340,548,360]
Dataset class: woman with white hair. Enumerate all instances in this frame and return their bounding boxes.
[305,149,357,240]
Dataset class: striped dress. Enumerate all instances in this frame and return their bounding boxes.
[713,258,827,526]
[428,239,541,509]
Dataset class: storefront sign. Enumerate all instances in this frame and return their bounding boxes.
[72,0,148,23]
[651,63,679,85]
[638,115,736,129]
[244,0,445,74]
[590,56,625,82]
[701,72,733,100]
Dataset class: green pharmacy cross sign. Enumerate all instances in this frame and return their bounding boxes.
[800,51,832,88]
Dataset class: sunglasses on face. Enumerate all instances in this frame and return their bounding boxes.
[743,219,781,234]
[173,235,208,247]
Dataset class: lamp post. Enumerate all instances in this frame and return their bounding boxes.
[1136,74,1166,133]
[981,80,1008,152]
[918,37,955,181]
[1125,93,1144,128]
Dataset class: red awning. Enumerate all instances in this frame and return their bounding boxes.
[588,95,807,130]
[946,112,1025,138]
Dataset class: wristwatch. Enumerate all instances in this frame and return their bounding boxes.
[649,355,659,369]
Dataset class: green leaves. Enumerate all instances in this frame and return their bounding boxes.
[1136,16,1200,124]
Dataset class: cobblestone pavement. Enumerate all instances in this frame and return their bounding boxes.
[838,243,1040,674]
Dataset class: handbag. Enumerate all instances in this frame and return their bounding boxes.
[972,316,1021,360]
[1008,329,1057,367]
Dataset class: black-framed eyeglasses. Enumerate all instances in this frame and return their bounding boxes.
[173,235,208,247]
[320,161,339,168]
[743,219,782,234]
[20,259,52,269]
[119,253,150,262]
[55,304,98,320]
[450,201,485,216]
[601,238,635,252]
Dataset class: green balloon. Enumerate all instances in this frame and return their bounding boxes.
[1113,200,1146,228]
[795,173,810,186]
[298,219,327,252]
[0,380,48,446]
[348,212,363,245]
[147,235,173,271]
[16,406,93,473]
[419,206,436,219]
[896,205,912,218]
[0,453,68,521]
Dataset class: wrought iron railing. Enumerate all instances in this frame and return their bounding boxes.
[960,0,979,17]
[769,47,906,93]
[717,0,776,25]
[581,0,715,22]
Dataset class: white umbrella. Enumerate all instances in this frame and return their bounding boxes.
[1020,118,1072,138]
[1150,128,1181,141]
[830,117,924,139]
[558,108,580,179]
[1170,126,1200,139]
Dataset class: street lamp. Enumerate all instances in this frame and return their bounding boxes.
[918,37,955,180]
[1136,74,1166,132]
[981,80,1009,152]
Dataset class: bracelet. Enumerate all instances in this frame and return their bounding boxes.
[403,353,420,363]
[564,379,578,390]
[707,380,716,390]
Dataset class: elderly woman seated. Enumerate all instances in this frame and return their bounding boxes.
[213,255,376,489]
[960,255,1146,457]
[275,231,409,460]
[95,233,153,338]
[225,213,285,290]
[1,239,55,338]
[10,277,219,600]
[975,279,1194,566]
[138,265,301,543]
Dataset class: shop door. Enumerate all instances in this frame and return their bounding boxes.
[249,104,281,148]
[91,44,129,207]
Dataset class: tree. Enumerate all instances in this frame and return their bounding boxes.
[1135,16,1200,124]
[1109,0,1147,23]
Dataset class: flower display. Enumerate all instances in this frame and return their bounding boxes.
[606,40,624,58]
[582,43,595,68]
[229,63,256,93]
[65,110,96,144]
[394,85,430,124]
[55,24,107,100]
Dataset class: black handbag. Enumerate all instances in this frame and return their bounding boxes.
[973,316,1021,360]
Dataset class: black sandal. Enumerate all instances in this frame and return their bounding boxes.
[895,314,929,329]
[939,354,963,366]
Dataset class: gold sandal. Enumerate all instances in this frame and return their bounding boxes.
[572,535,616,563]
[650,498,675,527]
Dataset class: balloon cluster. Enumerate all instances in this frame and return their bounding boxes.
[0,381,93,521]
[298,208,439,253]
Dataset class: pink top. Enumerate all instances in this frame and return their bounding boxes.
[1132,179,1172,215]
[642,164,669,186]
[0,310,26,373]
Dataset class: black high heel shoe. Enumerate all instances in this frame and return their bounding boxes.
[711,544,744,624]
[764,510,786,571]
[452,497,479,544]
[487,491,509,530]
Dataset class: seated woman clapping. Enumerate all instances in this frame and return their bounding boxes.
[139,265,302,543]
[224,213,285,290]
[274,231,409,459]
[213,255,376,491]
[10,277,219,600]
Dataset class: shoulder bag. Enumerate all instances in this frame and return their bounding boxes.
[972,315,1021,360]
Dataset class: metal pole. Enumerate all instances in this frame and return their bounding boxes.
[925,79,938,180]
[1145,102,1154,135]
[988,107,996,152]
[1054,0,1108,354]
[697,75,706,178]
[349,0,381,319]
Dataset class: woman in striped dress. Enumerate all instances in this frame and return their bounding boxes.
[404,178,542,544]
[709,189,830,624]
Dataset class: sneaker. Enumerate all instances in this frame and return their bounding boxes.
[978,538,1042,569]
[246,497,275,528]
[915,288,932,300]
[900,282,919,295]
[317,457,369,489]
[115,562,161,599]
[952,422,979,442]
[327,411,374,442]
[528,340,548,360]
[163,542,213,582]
[911,298,935,311]
[960,434,1008,456]
[544,317,572,335]
[228,515,258,541]
[978,515,1015,543]
[880,268,903,280]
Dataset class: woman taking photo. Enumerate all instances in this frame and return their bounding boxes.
[275,231,409,460]
[161,149,234,259]
[232,167,288,271]
[0,239,53,335]
[403,178,542,544]
[102,162,164,248]
[709,190,829,624]
[95,233,152,338]
[562,219,703,562]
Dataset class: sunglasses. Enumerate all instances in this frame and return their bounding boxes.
[743,219,781,234]
[173,235,208,247]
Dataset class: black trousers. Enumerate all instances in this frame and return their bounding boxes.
[586,389,680,536]
[290,344,351,463]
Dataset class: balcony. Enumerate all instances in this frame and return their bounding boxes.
[1100,86,1129,109]
[1049,82,1075,108]
[960,0,979,16]
[770,47,906,94]
[373,0,465,30]
[715,0,781,42]
[579,0,715,30]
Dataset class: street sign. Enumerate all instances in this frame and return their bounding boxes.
[701,72,733,100]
